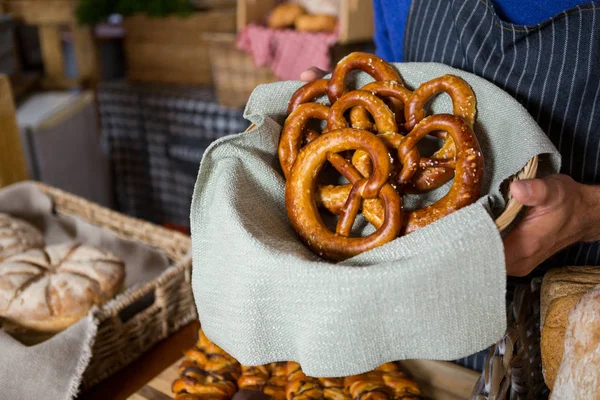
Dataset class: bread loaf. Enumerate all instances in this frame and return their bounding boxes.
[551,284,600,399]
[295,14,338,32]
[0,213,44,262]
[0,242,125,342]
[267,3,306,29]
[540,266,600,389]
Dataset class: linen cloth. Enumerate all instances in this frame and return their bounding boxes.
[237,24,338,81]
[0,181,172,400]
[97,81,249,230]
[190,62,561,377]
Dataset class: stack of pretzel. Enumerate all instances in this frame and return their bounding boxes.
[280,52,485,261]
[172,329,423,400]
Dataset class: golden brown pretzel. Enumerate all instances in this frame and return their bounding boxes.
[328,90,398,134]
[398,114,483,233]
[400,75,477,193]
[404,74,476,130]
[286,128,402,261]
[288,79,329,114]
[279,102,330,179]
[329,52,403,132]
[327,52,403,104]
[317,115,483,234]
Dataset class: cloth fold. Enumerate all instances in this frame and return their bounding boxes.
[237,23,338,81]
[190,62,561,377]
[0,181,171,400]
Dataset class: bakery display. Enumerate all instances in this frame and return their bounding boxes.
[268,3,307,29]
[294,14,338,32]
[267,1,338,33]
[280,52,484,261]
[0,242,125,343]
[550,283,600,399]
[0,213,44,262]
[540,266,600,390]
[173,329,423,400]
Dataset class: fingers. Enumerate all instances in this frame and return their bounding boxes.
[300,66,328,82]
[509,176,567,207]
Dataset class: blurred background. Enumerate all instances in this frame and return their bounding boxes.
[0,0,375,233]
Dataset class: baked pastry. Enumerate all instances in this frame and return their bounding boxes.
[551,284,600,399]
[281,52,483,261]
[173,330,241,400]
[174,329,423,400]
[268,2,307,29]
[540,266,600,389]
[295,14,338,32]
[0,213,44,262]
[0,242,125,342]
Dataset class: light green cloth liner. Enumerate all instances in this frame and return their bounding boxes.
[190,62,560,377]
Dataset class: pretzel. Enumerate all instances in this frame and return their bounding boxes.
[327,52,403,104]
[286,128,402,261]
[316,115,483,234]
[400,114,483,233]
[279,102,330,179]
[400,75,477,193]
[288,79,329,114]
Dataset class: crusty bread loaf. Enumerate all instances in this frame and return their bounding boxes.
[540,266,600,390]
[0,213,44,262]
[267,2,306,29]
[294,14,338,32]
[550,284,600,399]
[0,242,125,342]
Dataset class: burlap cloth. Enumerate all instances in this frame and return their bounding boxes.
[0,181,171,400]
[190,63,561,377]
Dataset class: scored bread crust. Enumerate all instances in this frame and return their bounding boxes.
[0,242,125,335]
[0,213,45,262]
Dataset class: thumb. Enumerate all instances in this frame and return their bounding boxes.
[509,178,555,207]
[300,66,327,82]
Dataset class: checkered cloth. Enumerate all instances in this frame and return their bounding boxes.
[97,81,250,230]
[237,24,338,81]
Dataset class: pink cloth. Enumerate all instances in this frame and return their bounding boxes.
[236,24,338,81]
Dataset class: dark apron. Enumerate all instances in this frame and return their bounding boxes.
[402,0,600,371]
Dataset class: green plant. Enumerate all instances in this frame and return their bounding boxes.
[76,0,194,25]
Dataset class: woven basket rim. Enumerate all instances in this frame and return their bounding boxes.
[243,124,538,232]
[34,182,193,320]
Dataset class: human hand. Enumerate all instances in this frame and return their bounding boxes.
[503,174,600,277]
[300,66,328,82]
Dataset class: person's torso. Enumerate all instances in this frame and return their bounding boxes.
[397,0,600,271]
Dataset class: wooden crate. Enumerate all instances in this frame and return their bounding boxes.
[4,0,100,89]
[236,0,374,44]
[124,9,236,86]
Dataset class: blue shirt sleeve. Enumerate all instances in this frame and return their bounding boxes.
[373,0,413,62]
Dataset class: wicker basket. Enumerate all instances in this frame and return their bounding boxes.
[205,32,279,109]
[471,278,548,400]
[35,182,197,390]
